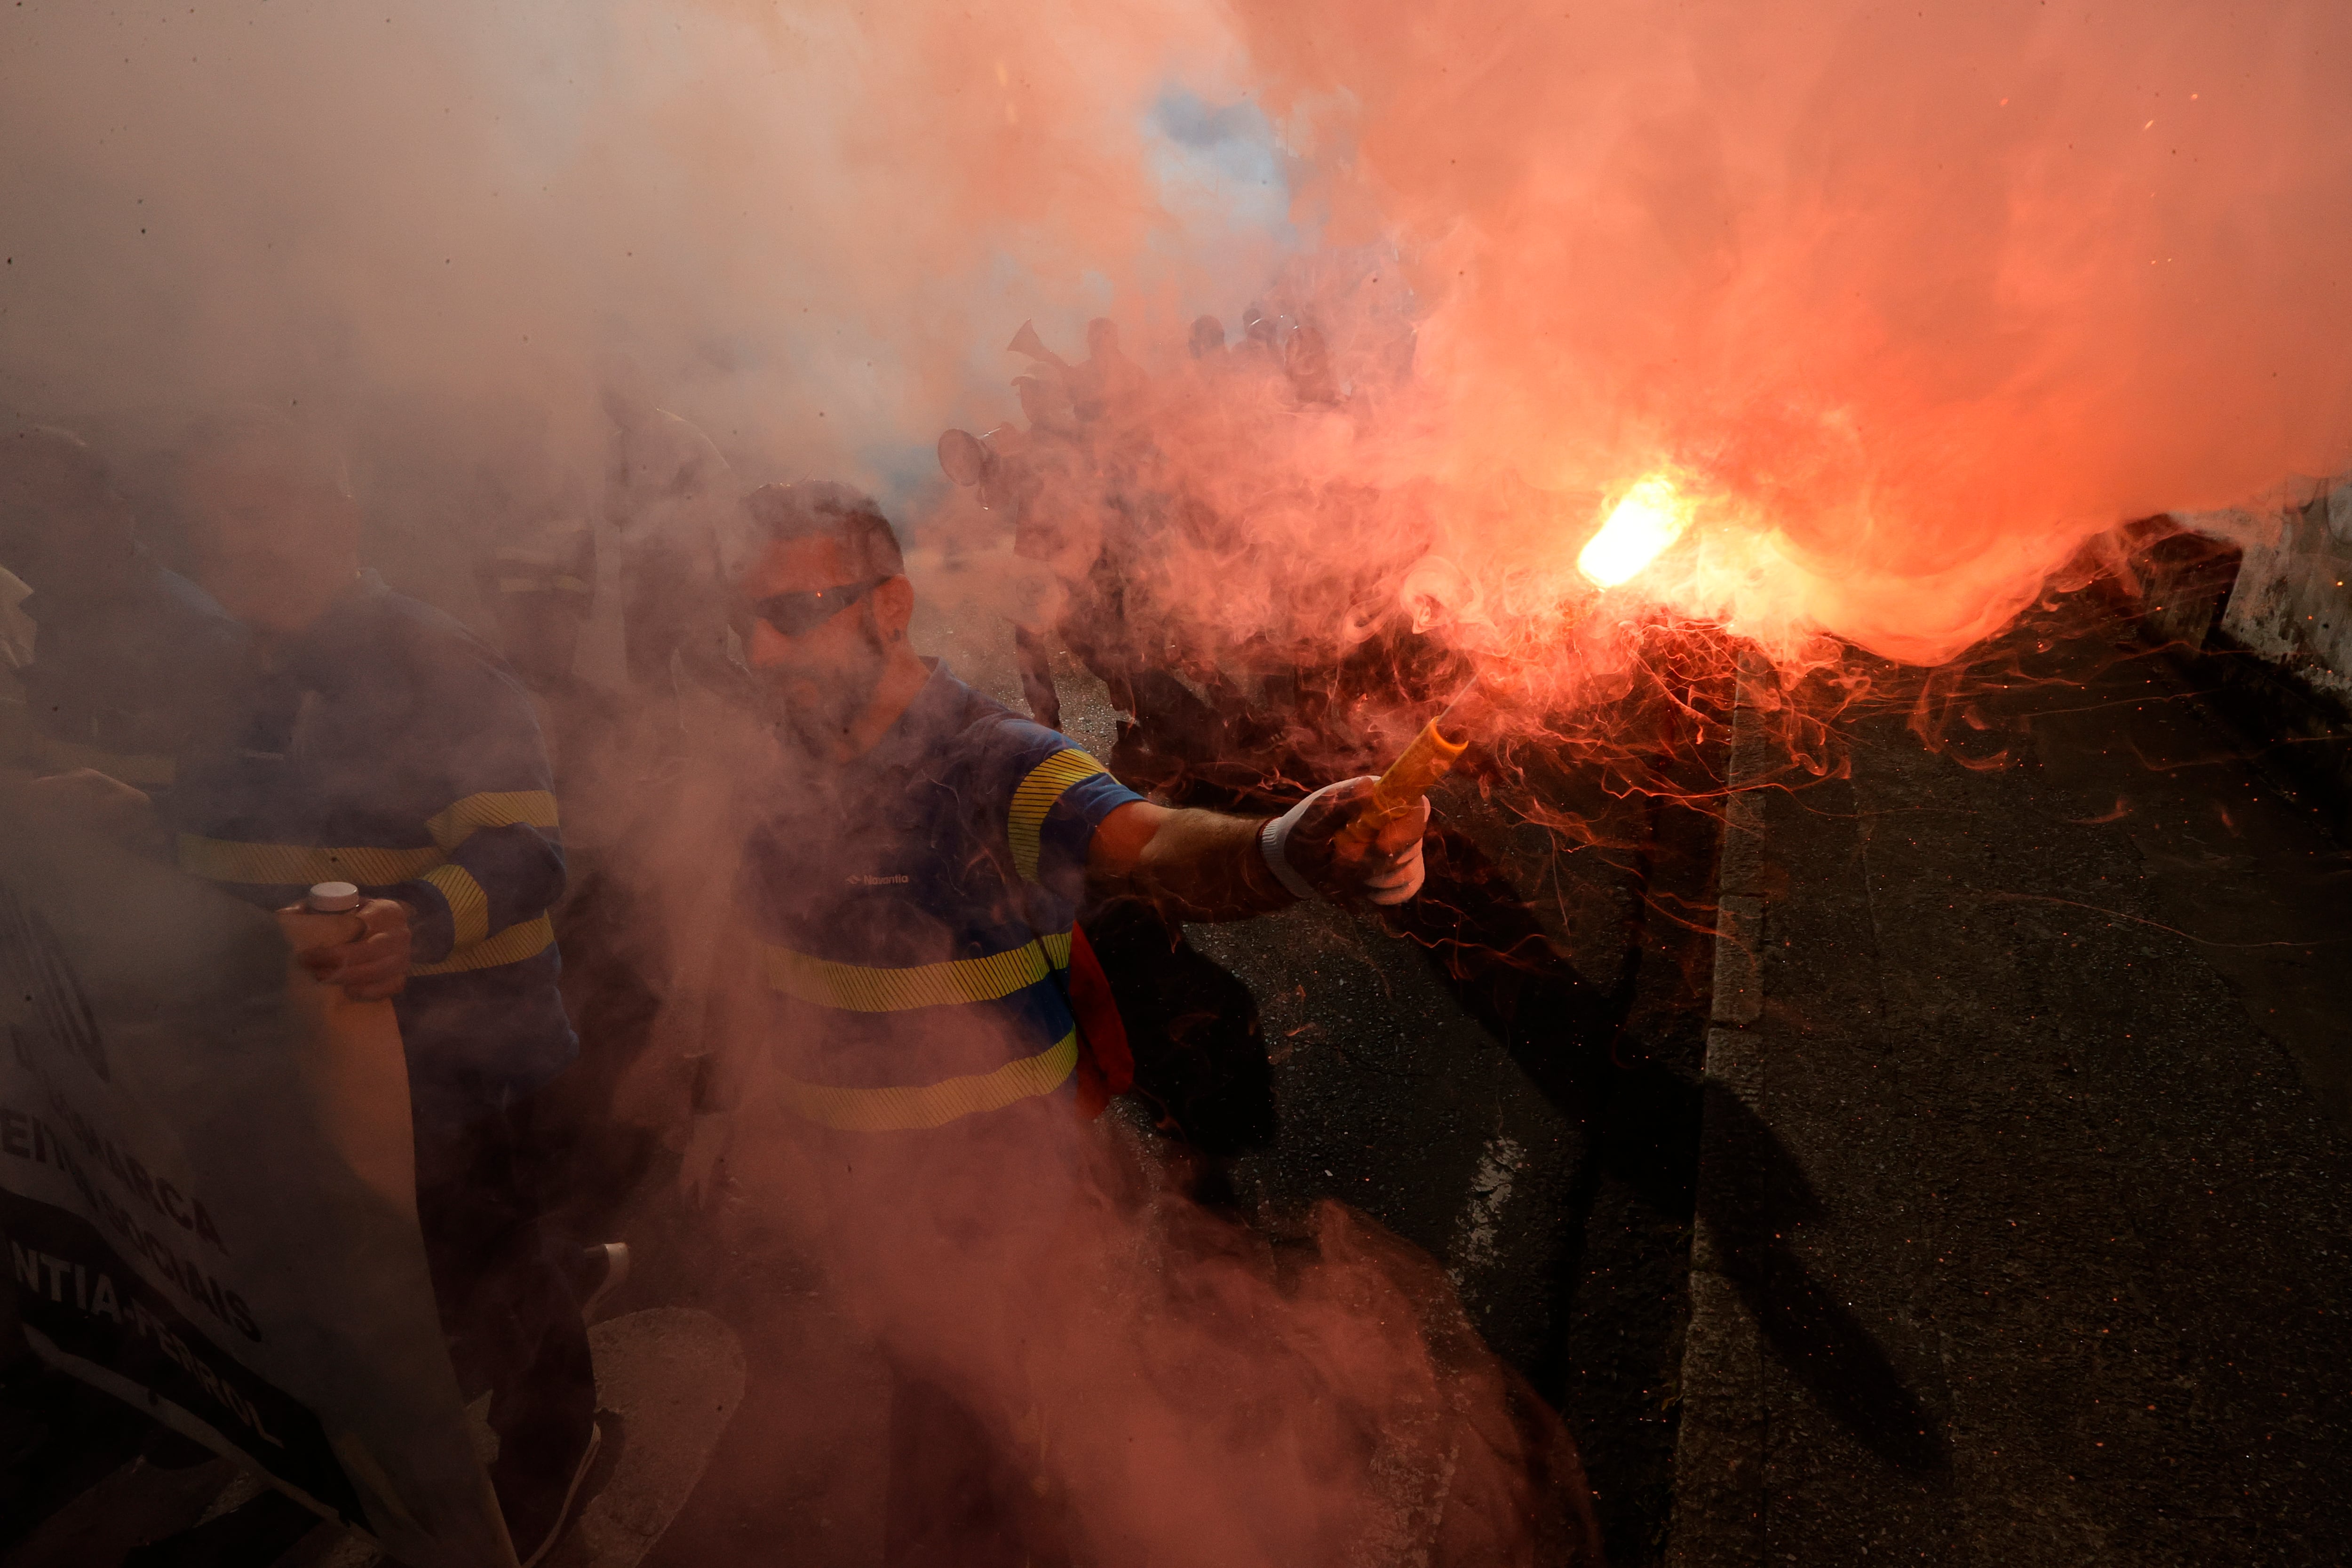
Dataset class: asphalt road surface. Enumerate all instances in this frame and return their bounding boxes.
[1673,601,2352,1567]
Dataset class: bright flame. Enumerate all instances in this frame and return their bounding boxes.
[1576,476,1692,587]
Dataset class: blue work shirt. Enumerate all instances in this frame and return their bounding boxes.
[169,573,577,1106]
[735,660,1143,1131]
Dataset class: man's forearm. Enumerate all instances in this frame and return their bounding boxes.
[1125,806,1294,922]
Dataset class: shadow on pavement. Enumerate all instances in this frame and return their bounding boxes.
[1397,819,1949,1480]
[1698,1083,1949,1474]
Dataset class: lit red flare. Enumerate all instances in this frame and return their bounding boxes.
[1577,476,1692,589]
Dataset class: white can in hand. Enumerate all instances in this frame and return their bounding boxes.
[307,881,362,914]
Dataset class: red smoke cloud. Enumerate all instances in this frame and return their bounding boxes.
[1233,0,2352,661]
[8,5,2342,674]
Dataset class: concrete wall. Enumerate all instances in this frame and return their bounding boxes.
[2154,478,2352,830]
[2211,478,2352,701]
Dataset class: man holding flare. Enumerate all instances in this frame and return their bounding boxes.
[684,478,1433,1564]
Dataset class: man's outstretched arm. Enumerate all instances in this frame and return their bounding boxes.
[1084,781,1430,922]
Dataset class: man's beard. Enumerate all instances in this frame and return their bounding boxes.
[768,613,889,754]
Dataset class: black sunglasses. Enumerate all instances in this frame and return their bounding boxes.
[742,574,891,637]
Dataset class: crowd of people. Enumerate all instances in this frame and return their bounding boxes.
[0,361,1453,1565]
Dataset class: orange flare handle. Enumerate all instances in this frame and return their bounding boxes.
[1332,686,1484,857]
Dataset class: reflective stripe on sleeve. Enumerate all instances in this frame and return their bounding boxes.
[178,823,555,976]
[420,863,491,948]
[177,835,444,887]
[762,935,1060,1013]
[410,912,555,976]
[1007,750,1107,883]
[776,1031,1077,1132]
[424,790,559,852]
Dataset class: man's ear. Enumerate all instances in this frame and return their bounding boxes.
[874,574,915,641]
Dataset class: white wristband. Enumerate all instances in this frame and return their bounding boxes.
[1258,777,1377,902]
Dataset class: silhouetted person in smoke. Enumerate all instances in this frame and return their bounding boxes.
[474,520,627,832]
[0,424,264,1551]
[683,481,1430,1566]
[601,372,750,721]
[474,522,665,1245]
[59,411,608,1565]
[1187,312,1228,361]
[942,318,1232,779]
[0,424,246,785]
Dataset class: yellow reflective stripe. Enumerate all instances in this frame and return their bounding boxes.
[424,790,559,852]
[1007,750,1107,883]
[421,863,490,948]
[777,1031,1078,1132]
[1040,929,1071,970]
[411,912,555,976]
[176,832,554,973]
[178,835,443,887]
[762,938,1053,1013]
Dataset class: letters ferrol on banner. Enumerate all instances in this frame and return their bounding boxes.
[0,822,514,1568]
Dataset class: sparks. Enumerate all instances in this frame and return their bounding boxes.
[1577,475,1692,587]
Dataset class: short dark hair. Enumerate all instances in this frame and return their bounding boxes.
[736,480,904,580]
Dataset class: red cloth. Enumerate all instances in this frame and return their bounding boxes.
[1065,922,1132,1117]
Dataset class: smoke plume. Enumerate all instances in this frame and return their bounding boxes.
[5,1,2346,663]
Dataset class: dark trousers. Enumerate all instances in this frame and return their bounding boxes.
[884,1369,1068,1568]
[412,1082,597,1485]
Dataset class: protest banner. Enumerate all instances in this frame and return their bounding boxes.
[0,816,515,1567]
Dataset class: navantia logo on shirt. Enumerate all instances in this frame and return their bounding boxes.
[0,882,109,1084]
[847,874,911,887]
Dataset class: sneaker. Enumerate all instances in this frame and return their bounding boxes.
[575,1242,631,1321]
[503,1420,601,1568]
